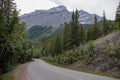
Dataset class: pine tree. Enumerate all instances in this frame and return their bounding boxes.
[0,0,17,73]
[92,15,99,40]
[74,9,79,46]
[79,24,85,44]
[0,0,33,74]
[107,20,114,32]
[62,23,70,50]
[54,36,61,56]
[101,11,109,35]
[86,28,93,41]
[69,10,79,49]
[115,12,120,30]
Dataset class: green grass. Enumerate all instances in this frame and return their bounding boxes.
[42,59,120,79]
[0,71,14,80]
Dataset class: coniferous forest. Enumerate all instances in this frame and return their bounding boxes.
[0,0,120,79]
[0,0,33,75]
[41,9,120,77]
[42,9,120,57]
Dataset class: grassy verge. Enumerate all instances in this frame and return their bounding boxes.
[0,60,33,80]
[0,71,14,80]
[42,59,120,79]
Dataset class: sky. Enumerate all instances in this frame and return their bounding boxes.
[14,0,120,20]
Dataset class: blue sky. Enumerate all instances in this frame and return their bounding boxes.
[15,0,119,20]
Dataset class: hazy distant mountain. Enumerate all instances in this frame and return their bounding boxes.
[20,5,102,29]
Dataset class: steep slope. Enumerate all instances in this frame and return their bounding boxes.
[42,31,120,78]
[20,5,102,29]
[28,25,63,44]
[28,24,93,45]
[72,31,120,78]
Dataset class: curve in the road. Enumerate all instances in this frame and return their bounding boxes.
[27,59,119,80]
[37,62,81,80]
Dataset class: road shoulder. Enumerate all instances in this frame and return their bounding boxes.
[13,63,30,80]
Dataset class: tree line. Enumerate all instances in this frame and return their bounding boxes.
[41,8,120,77]
[42,9,120,57]
[0,0,33,74]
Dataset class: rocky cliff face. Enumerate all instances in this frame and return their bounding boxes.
[20,5,102,29]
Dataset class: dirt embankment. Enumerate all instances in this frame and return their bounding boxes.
[13,63,30,80]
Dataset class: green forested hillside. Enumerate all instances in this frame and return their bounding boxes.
[28,25,63,44]
[28,25,63,58]
[28,25,52,40]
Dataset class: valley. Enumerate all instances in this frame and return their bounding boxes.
[0,0,120,80]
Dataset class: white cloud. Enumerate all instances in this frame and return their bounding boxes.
[50,0,68,5]
[15,0,120,20]
[15,0,57,15]
[49,0,119,20]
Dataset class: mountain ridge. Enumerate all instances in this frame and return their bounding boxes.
[20,5,102,29]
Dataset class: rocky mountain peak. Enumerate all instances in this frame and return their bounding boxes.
[49,5,67,12]
[20,5,102,29]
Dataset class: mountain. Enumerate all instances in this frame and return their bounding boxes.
[20,5,102,29]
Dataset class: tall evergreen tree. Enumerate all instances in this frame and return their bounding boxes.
[115,14,120,29]
[91,15,99,40]
[74,9,79,46]
[101,11,109,35]
[79,24,85,44]
[0,0,33,74]
[54,36,61,56]
[62,23,70,50]
[69,10,79,49]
